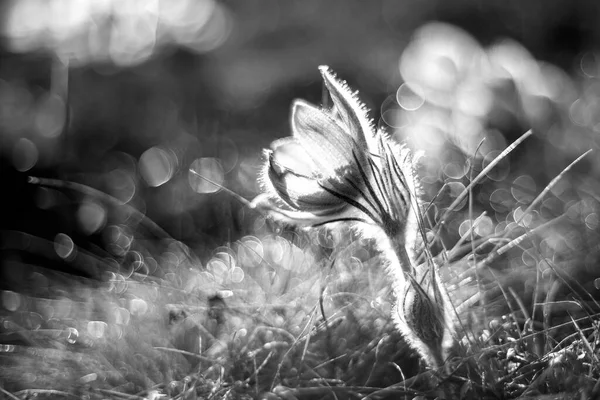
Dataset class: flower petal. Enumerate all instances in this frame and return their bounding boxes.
[250,193,367,228]
[291,100,358,178]
[319,66,378,151]
[268,137,317,178]
[264,145,346,213]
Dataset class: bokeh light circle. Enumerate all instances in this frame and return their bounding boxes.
[511,175,536,204]
[396,83,424,111]
[139,147,177,187]
[482,150,510,182]
[77,201,107,235]
[489,188,513,213]
[54,233,75,260]
[12,138,38,172]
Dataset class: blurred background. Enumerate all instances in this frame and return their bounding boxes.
[2,0,600,282]
[4,0,600,395]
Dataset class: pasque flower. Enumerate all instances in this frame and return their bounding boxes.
[253,66,453,368]
[258,67,419,262]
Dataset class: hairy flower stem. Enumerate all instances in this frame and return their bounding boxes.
[392,239,415,276]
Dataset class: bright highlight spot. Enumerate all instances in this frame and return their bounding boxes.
[34,93,65,138]
[513,206,535,227]
[129,298,148,316]
[474,215,494,237]
[66,327,78,344]
[490,189,513,213]
[512,175,536,204]
[53,297,73,319]
[2,0,231,65]
[396,83,424,111]
[54,233,75,260]
[77,201,107,235]
[231,267,244,283]
[483,150,510,182]
[581,52,598,78]
[12,138,38,172]
[380,95,403,128]
[263,236,286,263]
[106,169,136,204]
[139,146,176,187]
[1,291,21,312]
[87,321,107,339]
[103,225,133,257]
[458,220,472,238]
[237,236,264,268]
[585,213,599,230]
[207,257,228,284]
[446,181,467,210]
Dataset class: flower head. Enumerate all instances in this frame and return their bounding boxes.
[254,66,453,369]
[259,67,421,251]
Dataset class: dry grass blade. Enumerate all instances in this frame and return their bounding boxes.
[517,149,592,224]
[540,257,600,314]
[479,313,600,356]
[434,129,533,232]
[508,287,531,332]
[451,211,488,255]
[543,280,561,340]
[14,390,80,399]
[0,387,21,400]
[481,214,566,265]
[247,351,274,385]
[154,347,216,363]
[189,168,253,208]
[93,389,145,400]
[485,149,592,257]
[364,336,387,386]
